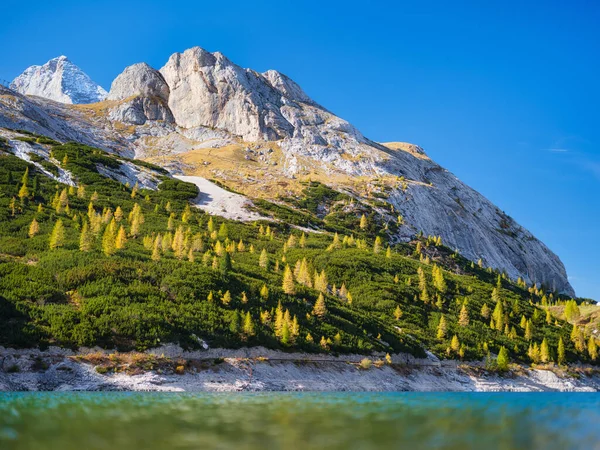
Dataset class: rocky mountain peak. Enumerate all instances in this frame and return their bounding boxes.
[10,56,107,104]
[106,62,174,125]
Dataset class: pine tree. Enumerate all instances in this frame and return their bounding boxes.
[221,290,232,306]
[28,218,39,238]
[540,338,550,363]
[497,346,509,372]
[492,301,504,331]
[525,319,533,340]
[458,301,470,327]
[241,292,248,304]
[359,214,368,230]
[218,223,228,240]
[451,335,460,353]
[49,220,65,249]
[151,235,162,261]
[282,265,295,294]
[491,287,501,304]
[102,222,117,256]
[394,305,403,321]
[588,337,598,361]
[557,337,566,365]
[313,293,327,319]
[243,312,255,337]
[259,248,269,269]
[320,336,329,350]
[220,252,232,273]
[373,236,382,254]
[437,315,447,339]
[299,233,307,248]
[385,246,392,259]
[18,182,29,201]
[260,284,269,301]
[115,226,127,250]
[229,310,240,334]
[433,266,447,294]
[79,221,93,252]
[481,303,490,319]
[520,315,527,329]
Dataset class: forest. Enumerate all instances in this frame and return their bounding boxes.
[0,136,597,370]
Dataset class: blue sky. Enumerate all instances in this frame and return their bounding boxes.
[1,0,599,299]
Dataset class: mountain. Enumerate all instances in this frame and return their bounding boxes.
[0,46,574,296]
[10,56,107,104]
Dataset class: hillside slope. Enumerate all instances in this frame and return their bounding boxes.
[0,131,596,368]
[1,47,574,295]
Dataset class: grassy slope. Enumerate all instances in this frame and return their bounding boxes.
[0,135,597,367]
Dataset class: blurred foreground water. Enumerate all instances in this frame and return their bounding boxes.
[0,392,599,449]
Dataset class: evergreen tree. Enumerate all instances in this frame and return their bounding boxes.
[102,222,117,256]
[540,338,550,363]
[525,319,533,340]
[218,223,228,240]
[497,346,509,372]
[243,312,255,337]
[259,248,269,269]
[221,290,232,306]
[260,284,269,301]
[492,301,504,331]
[282,265,295,294]
[229,310,240,334]
[299,233,307,248]
[359,214,368,230]
[28,218,39,238]
[451,334,460,352]
[588,337,598,361]
[220,252,232,273]
[458,301,470,326]
[313,293,327,319]
[49,219,65,249]
[433,266,447,294]
[115,226,127,250]
[437,315,447,339]
[18,182,29,201]
[557,337,566,365]
[394,305,403,321]
[520,315,527,329]
[481,303,490,319]
[79,221,93,252]
[373,236,382,254]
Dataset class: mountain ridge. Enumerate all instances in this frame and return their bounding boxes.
[2,47,575,295]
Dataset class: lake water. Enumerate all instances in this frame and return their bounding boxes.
[0,392,598,449]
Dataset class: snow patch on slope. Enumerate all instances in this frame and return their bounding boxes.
[175,175,266,222]
[7,138,75,186]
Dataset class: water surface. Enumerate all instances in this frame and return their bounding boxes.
[0,392,598,449]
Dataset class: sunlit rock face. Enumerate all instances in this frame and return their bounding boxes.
[1,47,575,296]
[10,56,107,104]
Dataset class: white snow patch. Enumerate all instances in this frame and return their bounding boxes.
[175,175,266,222]
[8,139,75,186]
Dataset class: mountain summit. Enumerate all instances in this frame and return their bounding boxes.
[10,56,107,104]
[0,47,575,295]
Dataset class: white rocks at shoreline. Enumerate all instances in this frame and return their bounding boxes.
[1,346,598,393]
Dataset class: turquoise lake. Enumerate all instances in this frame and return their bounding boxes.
[0,392,598,449]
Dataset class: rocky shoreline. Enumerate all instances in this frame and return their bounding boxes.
[1,345,598,393]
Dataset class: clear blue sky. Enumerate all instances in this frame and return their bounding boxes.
[1,0,598,299]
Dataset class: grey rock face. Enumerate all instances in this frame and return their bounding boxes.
[0,48,576,296]
[107,63,174,125]
[10,56,107,104]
